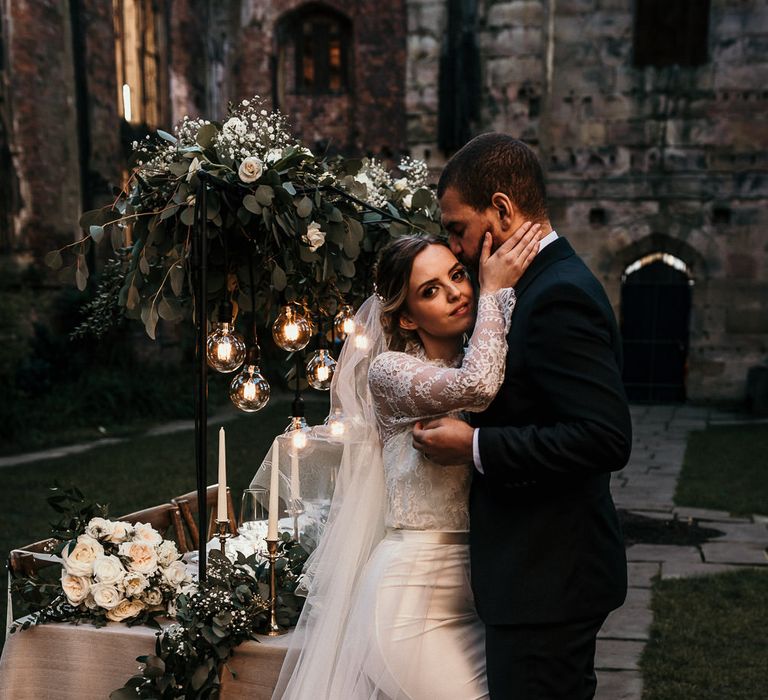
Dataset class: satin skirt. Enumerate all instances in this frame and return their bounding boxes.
[330,530,489,700]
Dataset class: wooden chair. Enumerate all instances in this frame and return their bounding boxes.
[172,484,238,551]
[8,538,60,579]
[118,502,189,553]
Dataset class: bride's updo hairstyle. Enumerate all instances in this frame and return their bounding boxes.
[374,234,446,351]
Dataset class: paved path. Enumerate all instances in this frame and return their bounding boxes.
[595,405,768,699]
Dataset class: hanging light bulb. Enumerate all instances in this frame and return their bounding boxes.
[206,302,246,373]
[229,346,270,412]
[285,415,311,451]
[306,348,336,390]
[325,408,346,438]
[353,332,369,351]
[334,304,356,339]
[272,303,312,351]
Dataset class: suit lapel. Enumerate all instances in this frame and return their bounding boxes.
[514,237,576,297]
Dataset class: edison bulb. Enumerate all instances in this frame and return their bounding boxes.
[306,349,336,390]
[272,305,312,351]
[229,363,270,412]
[325,408,346,437]
[206,322,246,373]
[353,332,369,351]
[285,415,311,451]
[334,305,356,339]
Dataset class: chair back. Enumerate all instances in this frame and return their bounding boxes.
[172,484,238,549]
[118,502,188,553]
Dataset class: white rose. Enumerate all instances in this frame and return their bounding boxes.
[223,117,246,135]
[61,573,91,606]
[238,155,264,183]
[303,221,326,252]
[403,194,413,210]
[62,536,104,577]
[123,571,149,597]
[105,598,146,622]
[90,582,123,610]
[162,560,191,588]
[394,177,408,191]
[156,540,180,567]
[142,588,164,607]
[93,555,126,586]
[105,521,134,544]
[84,517,113,540]
[132,522,163,547]
[265,148,283,164]
[119,541,159,575]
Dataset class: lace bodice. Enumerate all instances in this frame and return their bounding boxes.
[368,289,516,530]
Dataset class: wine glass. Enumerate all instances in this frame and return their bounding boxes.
[239,488,270,543]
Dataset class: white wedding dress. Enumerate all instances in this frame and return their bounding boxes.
[274,288,515,700]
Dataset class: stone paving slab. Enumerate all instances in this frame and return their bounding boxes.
[595,639,645,671]
[660,561,745,580]
[673,506,752,523]
[700,521,768,543]
[626,509,674,520]
[627,561,661,587]
[595,670,643,700]
[599,588,652,641]
[626,544,701,563]
[701,542,768,565]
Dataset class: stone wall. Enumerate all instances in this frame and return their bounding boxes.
[405,0,768,402]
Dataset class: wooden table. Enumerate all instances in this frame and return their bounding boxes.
[0,620,291,699]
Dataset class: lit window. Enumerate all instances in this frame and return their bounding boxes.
[293,9,350,94]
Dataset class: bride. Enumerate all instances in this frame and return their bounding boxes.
[272,221,541,699]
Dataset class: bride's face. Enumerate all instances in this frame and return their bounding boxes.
[398,244,475,340]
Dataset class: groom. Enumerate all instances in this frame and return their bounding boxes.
[413,133,631,699]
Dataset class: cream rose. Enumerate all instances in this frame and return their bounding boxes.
[105,598,146,622]
[119,541,159,575]
[303,221,325,252]
[93,555,126,586]
[394,177,408,191]
[238,156,264,183]
[90,582,123,610]
[62,535,104,577]
[156,540,179,568]
[132,522,163,547]
[105,521,134,544]
[61,573,91,606]
[142,588,163,607]
[84,517,113,540]
[162,560,190,588]
[123,571,149,597]
[402,193,413,210]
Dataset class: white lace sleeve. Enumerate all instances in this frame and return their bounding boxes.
[368,288,516,421]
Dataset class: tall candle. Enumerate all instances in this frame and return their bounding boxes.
[217,427,227,521]
[291,450,300,504]
[267,439,280,540]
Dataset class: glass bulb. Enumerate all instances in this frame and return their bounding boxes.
[229,364,270,412]
[285,415,311,452]
[306,349,336,391]
[325,408,346,437]
[206,322,246,373]
[334,305,356,339]
[353,332,369,351]
[272,304,312,351]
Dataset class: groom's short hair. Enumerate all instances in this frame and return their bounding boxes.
[437,133,548,220]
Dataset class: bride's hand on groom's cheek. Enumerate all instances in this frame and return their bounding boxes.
[412,418,474,465]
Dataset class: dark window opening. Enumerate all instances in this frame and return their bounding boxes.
[633,0,710,68]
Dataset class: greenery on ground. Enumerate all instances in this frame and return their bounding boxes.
[641,569,768,700]
[1,395,329,651]
[674,424,768,516]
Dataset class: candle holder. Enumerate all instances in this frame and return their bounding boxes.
[266,538,286,636]
[215,519,232,557]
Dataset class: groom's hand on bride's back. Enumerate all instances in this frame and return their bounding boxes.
[413,418,474,465]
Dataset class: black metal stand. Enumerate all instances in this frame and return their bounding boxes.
[193,181,209,582]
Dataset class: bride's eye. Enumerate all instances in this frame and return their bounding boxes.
[452,269,466,282]
[422,286,438,298]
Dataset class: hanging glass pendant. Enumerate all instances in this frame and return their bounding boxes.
[206,302,246,373]
[285,415,311,451]
[229,346,270,412]
[272,303,312,352]
[333,304,356,339]
[325,408,346,438]
[305,348,336,390]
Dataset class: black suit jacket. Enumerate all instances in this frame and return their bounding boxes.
[470,237,631,626]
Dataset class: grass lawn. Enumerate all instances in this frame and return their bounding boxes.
[640,569,768,700]
[674,423,768,516]
[1,393,329,647]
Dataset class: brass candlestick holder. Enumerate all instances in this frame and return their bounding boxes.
[215,519,232,557]
[265,538,286,636]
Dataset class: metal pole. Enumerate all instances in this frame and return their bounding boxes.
[193,181,209,582]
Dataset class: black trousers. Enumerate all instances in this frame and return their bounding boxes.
[485,615,607,700]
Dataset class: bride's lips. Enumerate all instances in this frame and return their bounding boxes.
[450,302,470,317]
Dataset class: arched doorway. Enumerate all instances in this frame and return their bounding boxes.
[621,252,693,402]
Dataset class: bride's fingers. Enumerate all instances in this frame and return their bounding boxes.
[479,232,493,265]
[496,221,534,255]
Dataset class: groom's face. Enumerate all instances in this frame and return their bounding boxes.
[439,187,497,272]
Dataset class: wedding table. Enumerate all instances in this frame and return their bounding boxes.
[0,620,291,699]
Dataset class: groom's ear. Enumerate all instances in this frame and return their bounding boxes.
[490,192,516,231]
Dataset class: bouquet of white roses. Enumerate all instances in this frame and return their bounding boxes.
[59,517,194,624]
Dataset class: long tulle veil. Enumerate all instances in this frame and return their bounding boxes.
[272,295,390,699]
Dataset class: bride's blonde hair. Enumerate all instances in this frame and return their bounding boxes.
[374,234,446,351]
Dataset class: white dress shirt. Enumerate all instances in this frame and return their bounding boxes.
[472,230,559,473]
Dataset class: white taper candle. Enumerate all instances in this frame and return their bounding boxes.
[217,427,227,521]
[267,439,280,540]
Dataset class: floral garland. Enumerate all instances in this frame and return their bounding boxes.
[47,96,441,339]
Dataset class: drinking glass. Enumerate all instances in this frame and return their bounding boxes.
[239,488,270,542]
